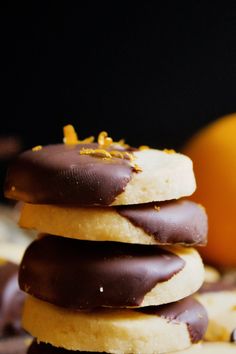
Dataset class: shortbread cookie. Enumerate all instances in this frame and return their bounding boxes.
[27,341,204,353]
[28,342,236,354]
[4,144,196,206]
[19,235,204,308]
[23,296,208,354]
[197,289,236,342]
[204,266,220,283]
[26,341,236,354]
[20,200,207,246]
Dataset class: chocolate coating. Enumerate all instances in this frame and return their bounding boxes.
[0,261,25,337]
[118,200,208,246]
[4,144,134,206]
[28,341,104,353]
[19,235,185,309]
[230,328,236,343]
[138,297,208,343]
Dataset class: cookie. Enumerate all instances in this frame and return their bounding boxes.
[0,336,30,354]
[26,341,236,354]
[19,200,207,246]
[19,235,204,309]
[4,144,196,206]
[0,259,25,336]
[197,289,236,342]
[204,266,220,283]
[23,296,208,354]
[27,340,204,353]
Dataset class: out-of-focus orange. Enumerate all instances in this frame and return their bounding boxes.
[183,113,236,267]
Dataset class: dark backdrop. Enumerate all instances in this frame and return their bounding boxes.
[1,2,236,199]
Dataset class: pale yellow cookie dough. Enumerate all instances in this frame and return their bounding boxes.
[204,266,220,283]
[197,290,236,342]
[113,149,196,205]
[20,201,205,246]
[140,246,204,307]
[23,296,197,354]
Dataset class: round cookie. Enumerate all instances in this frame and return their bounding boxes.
[19,235,204,309]
[204,266,220,283]
[28,341,204,353]
[23,296,208,354]
[4,144,196,206]
[26,341,236,354]
[19,200,207,246]
[0,259,25,336]
[197,289,236,342]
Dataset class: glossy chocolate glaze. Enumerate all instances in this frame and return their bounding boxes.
[138,297,208,343]
[28,341,104,354]
[118,200,208,246]
[230,328,236,343]
[19,235,185,308]
[0,261,25,337]
[4,143,135,205]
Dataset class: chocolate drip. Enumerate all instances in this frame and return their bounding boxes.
[118,200,208,246]
[138,297,208,343]
[230,329,236,343]
[19,235,185,309]
[0,261,25,337]
[28,341,104,354]
[4,143,134,206]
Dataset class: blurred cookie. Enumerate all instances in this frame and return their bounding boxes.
[0,336,30,354]
[19,235,204,308]
[26,340,236,354]
[23,296,208,354]
[28,340,204,353]
[0,259,25,337]
[197,289,236,342]
[4,144,196,206]
[20,200,207,246]
[204,265,220,283]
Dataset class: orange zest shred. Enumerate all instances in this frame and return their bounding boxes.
[98,131,113,148]
[63,125,79,144]
[63,124,94,145]
[80,148,112,159]
[133,164,142,172]
[139,145,150,150]
[154,205,161,211]
[163,148,176,154]
[32,145,42,152]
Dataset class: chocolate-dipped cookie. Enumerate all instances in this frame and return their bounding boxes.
[0,259,25,337]
[19,235,204,308]
[19,200,207,246]
[4,143,195,206]
[197,287,236,342]
[23,296,208,354]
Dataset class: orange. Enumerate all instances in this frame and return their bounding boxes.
[183,113,236,267]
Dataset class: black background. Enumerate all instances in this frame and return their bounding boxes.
[1,2,236,149]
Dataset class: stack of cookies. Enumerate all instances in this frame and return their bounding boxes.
[4,126,209,354]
